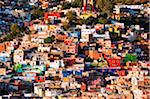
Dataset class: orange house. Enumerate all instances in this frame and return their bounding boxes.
[0,43,6,52]
[85,50,102,60]
[56,34,68,41]
[5,42,11,50]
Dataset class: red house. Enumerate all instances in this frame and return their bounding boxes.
[117,70,126,76]
[64,39,73,45]
[107,58,121,67]
[81,82,86,91]
[35,76,45,83]
[64,58,76,66]
[44,12,61,19]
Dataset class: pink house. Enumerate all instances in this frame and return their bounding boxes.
[65,43,78,54]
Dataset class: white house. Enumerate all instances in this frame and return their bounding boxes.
[113,5,144,14]
[50,60,64,69]
[34,85,43,97]
[0,51,11,58]
[31,37,45,44]
[80,28,96,42]
[64,0,75,3]
[31,53,48,66]
[13,49,24,64]
[29,0,38,6]
[38,45,50,52]
[33,24,48,32]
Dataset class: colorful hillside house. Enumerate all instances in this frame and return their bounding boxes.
[91,60,98,67]
[14,64,23,73]
[97,58,108,68]
[107,58,121,67]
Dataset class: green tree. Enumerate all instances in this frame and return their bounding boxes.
[98,18,108,24]
[76,19,85,25]
[85,57,93,62]
[32,7,45,19]
[96,0,138,16]
[10,23,24,37]
[71,0,82,8]
[11,23,19,33]
[85,16,96,25]
[0,89,9,95]
[96,0,113,16]
[62,21,70,31]
[113,0,135,4]
[124,54,137,63]
[44,36,55,44]
[62,2,72,9]
[66,11,77,23]
[4,34,12,41]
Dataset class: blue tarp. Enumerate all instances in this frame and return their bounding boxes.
[111,20,119,24]
[129,9,136,15]
[97,69,119,74]
[75,70,82,76]
[63,70,83,77]
[62,70,73,77]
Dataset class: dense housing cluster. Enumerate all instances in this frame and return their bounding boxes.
[0,0,149,98]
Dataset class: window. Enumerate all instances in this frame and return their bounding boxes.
[56,71,59,74]
[50,60,54,62]
[48,54,51,57]
[36,61,39,65]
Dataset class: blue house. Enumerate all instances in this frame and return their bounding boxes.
[68,31,81,39]
[0,57,7,62]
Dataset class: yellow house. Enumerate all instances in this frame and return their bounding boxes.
[109,27,113,32]
[109,25,120,36]
[0,68,6,75]
[48,25,57,31]
[114,25,120,34]
[79,13,94,19]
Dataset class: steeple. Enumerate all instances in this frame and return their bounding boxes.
[83,0,95,12]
